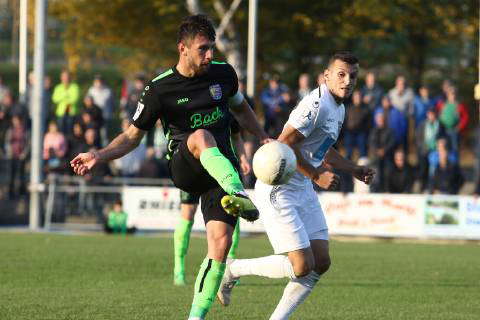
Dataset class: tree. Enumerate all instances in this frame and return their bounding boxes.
[48,0,478,94]
[341,0,478,87]
[49,0,248,78]
[186,0,246,79]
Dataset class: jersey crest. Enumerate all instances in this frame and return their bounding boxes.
[209,84,222,100]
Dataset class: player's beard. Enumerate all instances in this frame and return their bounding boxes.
[190,58,210,76]
[331,87,353,104]
[197,62,210,75]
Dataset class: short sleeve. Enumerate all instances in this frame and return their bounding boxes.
[132,82,161,131]
[287,95,325,138]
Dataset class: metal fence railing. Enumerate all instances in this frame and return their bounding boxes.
[43,174,174,231]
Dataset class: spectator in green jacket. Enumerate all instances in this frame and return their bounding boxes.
[436,86,469,151]
[52,70,80,134]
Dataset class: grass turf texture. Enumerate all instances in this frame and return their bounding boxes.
[1,232,479,320]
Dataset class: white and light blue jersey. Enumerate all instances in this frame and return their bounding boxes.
[286,84,345,187]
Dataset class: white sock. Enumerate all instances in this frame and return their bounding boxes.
[269,271,321,320]
[230,255,296,279]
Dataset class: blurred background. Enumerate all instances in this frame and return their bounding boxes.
[0,0,479,235]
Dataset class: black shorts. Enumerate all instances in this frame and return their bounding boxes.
[180,190,200,204]
[170,138,238,227]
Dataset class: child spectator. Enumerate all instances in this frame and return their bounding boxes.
[105,200,128,235]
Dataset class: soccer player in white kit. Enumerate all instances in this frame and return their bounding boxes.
[217,52,375,319]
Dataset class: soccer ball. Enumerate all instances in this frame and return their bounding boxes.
[252,141,297,185]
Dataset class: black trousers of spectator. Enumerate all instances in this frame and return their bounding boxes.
[372,157,391,193]
[418,153,430,191]
[9,158,26,198]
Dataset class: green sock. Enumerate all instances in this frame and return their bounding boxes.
[189,258,226,318]
[199,147,244,196]
[174,218,194,276]
[228,220,240,259]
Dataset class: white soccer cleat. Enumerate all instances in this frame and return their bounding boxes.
[217,258,239,306]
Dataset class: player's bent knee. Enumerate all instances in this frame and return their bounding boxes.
[190,129,215,143]
[292,260,314,278]
[187,129,217,158]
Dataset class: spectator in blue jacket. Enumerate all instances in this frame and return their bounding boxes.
[260,74,289,137]
[428,137,458,187]
[430,137,463,194]
[413,85,435,127]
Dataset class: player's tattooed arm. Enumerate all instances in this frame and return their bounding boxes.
[70,124,146,176]
[229,99,270,144]
[324,148,375,184]
[96,124,146,162]
[278,125,338,190]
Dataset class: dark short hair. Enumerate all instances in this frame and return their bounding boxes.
[328,51,359,66]
[177,14,216,44]
[270,74,280,82]
[135,73,146,82]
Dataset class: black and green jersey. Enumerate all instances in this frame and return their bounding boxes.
[132,61,239,162]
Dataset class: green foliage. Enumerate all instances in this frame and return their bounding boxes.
[47,1,478,77]
[48,0,188,73]
[8,0,475,111]
[1,232,479,319]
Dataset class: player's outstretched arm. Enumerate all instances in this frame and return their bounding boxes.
[232,131,251,175]
[278,124,339,190]
[70,124,146,176]
[229,99,270,144]
[324,148,375,184]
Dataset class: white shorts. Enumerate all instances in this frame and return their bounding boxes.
[254,181,329,254]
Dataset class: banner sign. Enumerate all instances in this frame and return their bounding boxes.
[123,187,264,232]
[320,193,424,237]
[123,187,480,239]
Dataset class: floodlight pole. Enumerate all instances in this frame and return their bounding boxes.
[30,0,46,230]
[19,0,28,104]
[246,0,257,98]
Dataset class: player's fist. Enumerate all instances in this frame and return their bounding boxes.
[313,169,339,190]
[353,166,375,185]
[70,151,99,176]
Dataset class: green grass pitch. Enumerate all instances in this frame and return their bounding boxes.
[1,232,479,319]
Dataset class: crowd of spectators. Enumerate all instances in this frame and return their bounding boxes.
[259,71,475,195]
[0,69,478,201]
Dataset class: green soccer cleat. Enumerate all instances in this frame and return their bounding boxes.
[174,273,186,286]
[221,194,259,222]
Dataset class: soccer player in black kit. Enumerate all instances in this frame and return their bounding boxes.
[71,14,270,319]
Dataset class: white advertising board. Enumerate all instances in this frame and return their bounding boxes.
[123,187,264,232]
[320,193,424,237]
[123,187,480,240]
